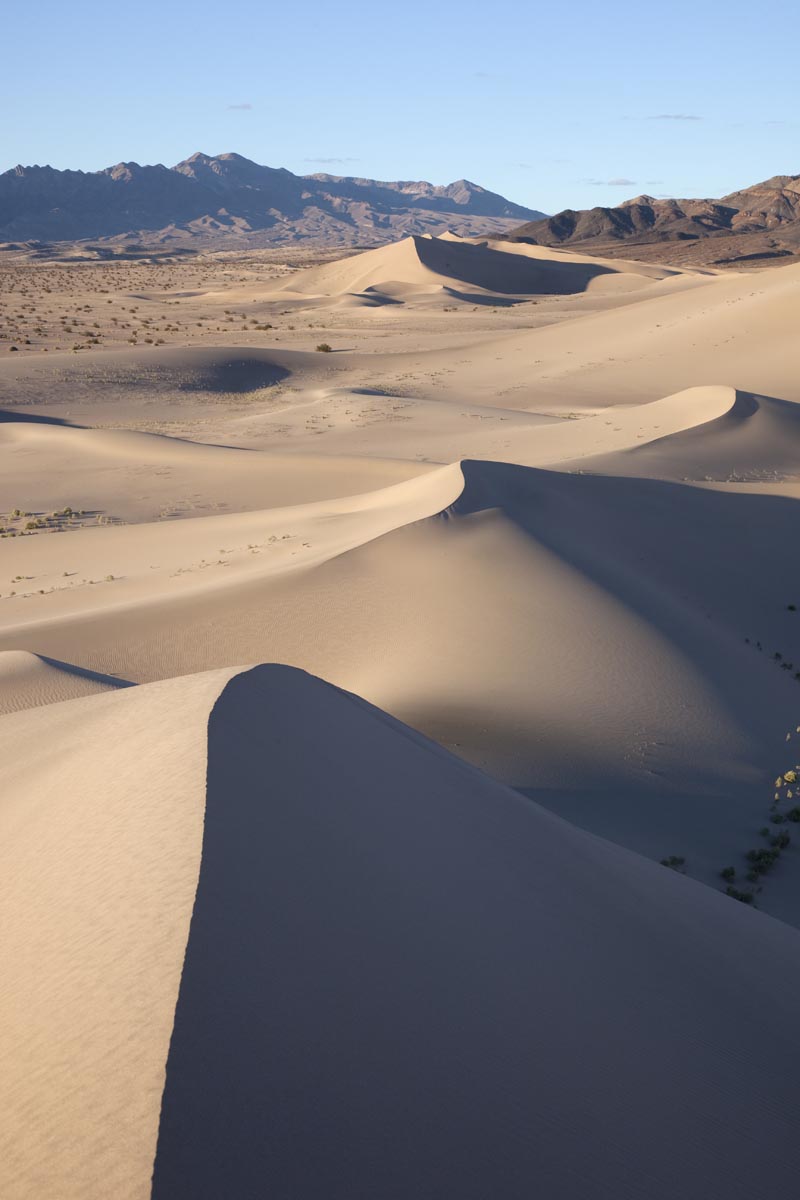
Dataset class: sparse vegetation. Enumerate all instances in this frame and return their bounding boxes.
[660,855,686,872]
[726,886,755,905]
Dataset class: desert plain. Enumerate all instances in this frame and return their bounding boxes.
[2,230,800,1197]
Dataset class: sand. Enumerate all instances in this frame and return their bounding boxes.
[2,233,800,1195]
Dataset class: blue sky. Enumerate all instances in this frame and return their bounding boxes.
[4,0,798,213]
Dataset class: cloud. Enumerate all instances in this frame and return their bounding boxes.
[648,113,701,121]
[585,177,637,187]
[227,103,253,110]
[303,156,360,165]
[645,179,664,184]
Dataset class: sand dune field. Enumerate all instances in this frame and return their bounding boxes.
[2,233,800,1196]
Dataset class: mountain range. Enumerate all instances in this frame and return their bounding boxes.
[0,152,544,249]
[504,174,800,266]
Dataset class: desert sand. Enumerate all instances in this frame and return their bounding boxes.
[2,233,800,1196]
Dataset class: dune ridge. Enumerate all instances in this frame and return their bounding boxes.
[0,668,239,1200]
[4,665,800,1197]
[0,649,131,714]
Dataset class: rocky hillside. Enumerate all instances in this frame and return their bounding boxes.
[503,174,800,266]
[0,152,544,249]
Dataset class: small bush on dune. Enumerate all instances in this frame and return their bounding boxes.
[316,343,332,353]
[726,885,755,905]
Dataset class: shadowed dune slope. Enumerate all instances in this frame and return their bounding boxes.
[150,664,800,1200]
[0,649,132,714]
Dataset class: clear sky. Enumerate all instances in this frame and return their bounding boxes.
[4,0,798,214]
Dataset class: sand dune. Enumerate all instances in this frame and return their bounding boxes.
[577,388,800,481]
[278,232,698,304]
[1,457,798,923]
[0,462,463,626]
[488,383,741,468]
[0,417,434,526]
[3,664,800,1199]
[411,258,800,408]
[0,649,131,714]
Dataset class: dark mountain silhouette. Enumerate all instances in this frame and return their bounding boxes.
[0,152,544,248]
[503,174,800,266]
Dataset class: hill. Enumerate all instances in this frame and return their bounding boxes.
[503,173,800,267]
[0,152,544,249]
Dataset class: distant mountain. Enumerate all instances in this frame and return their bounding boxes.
[503,174,800,266]
[0,152,545,249]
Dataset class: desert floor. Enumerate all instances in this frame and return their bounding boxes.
[2,233,800,1197]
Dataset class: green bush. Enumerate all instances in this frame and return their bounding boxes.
[745,847,780,876]
[726,886,755,905]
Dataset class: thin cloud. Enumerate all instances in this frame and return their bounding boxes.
[303,156,360,165]
[649,113,701,121]
[227,103,253,110]
[585,177,637,187]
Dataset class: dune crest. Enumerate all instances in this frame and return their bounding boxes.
[0,649,132,714]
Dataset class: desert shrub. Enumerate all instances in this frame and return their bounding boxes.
[660,855,686,872]
[726,886,755,905]
[745,847,780,875]
[316,343,332,353]
[720,866,736,881]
